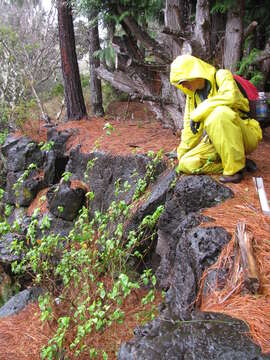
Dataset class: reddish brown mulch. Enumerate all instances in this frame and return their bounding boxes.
[15,114,179,156]
[0,303,50,360]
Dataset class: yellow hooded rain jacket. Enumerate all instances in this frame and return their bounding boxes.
[170,55,262,175]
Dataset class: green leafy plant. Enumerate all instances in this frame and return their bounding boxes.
[9,174,164,359]
[84,157,98,181]
[133,149,163,201]
[210,0,236,14]
[39,140,55,151]
[103,122,115,135]
[12,163,37,206]
[236,49,263,87]
[61,171,72,183]
[0,128,8,145]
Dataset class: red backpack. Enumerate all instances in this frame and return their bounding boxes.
[232,74,259,101]
[232,74,259,119]
[215,72,259,118]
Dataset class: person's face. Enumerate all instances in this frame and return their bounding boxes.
[180,78,205,92]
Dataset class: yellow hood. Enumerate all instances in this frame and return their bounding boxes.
[170,55,216,96]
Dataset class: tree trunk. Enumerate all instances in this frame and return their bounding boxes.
[164,0,184,59]
[57,0,87,121]
[194,0,211,59]
[210,10,226,67]
[88,7,104,116]
[223,0,244,72]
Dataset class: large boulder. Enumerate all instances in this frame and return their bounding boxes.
[66,147,167,216]
[155,175,233,289]
[46,127,72,157]
[118,312,270,360]
[1,136,46,206]
[47,180,86,221]
[0,287,42,318]
[5,168,45,206]
[0,232,22,264]
[164,226,230,320]
[1,136,44,173]
[124,169,176,236]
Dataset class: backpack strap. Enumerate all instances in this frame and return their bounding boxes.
[214,70,250,118]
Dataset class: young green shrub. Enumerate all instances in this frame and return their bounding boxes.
[10,157,165,359]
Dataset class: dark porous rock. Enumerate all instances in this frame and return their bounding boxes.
[165,226,231,320]
[155,175,233,289]
[124,169,176,236]
[66,148,167,216]
[155,213,204,289]
[0,232,23,264]
[43,149,56,186]
[118,312,270,360]
[5,168,45,206]
[2,136,44,172]
[7,207,28,227]
[46,127,72,157]
[0,150,7,188]
[47,180,86,221]
[1,136,20,157]
[0,264,13,305]
[0,287,43,318]
[37,213,74,238]
[158,175,233,235]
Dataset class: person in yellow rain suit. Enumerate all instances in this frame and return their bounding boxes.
[170,55,262,183]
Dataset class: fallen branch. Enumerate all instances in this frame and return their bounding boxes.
[235,221,260,294]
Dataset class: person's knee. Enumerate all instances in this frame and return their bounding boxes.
[205,105,235,129]
[178,155,201,174]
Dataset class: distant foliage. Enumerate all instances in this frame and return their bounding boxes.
[210,0,236,14]
[237,49,264,87]
[0,1,60,124]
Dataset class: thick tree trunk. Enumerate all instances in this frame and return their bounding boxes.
[210,11,226,67]
[223,0,244,72]
[88,7,104,116]
[194,0,211,59]
[57,0,87,121]
[164,0,184,59]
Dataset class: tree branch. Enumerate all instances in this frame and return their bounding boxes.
[162,26,186,40]
[243,21,258,40]
[117,4,171,63]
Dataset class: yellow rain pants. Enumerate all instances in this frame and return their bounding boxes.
[170,55,262,176]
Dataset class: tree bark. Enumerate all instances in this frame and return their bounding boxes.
[57,0,87,121]
[260,39,270,90]
[164,0,184,59]
[88,7,104,116]
[223,0,244,72]
[117,4,171,63]
[194,0,211,59]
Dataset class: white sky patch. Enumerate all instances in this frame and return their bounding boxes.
[42,0,52,12]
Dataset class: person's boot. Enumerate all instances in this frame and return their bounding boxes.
[245,158,257,172]
[219,171,243,184]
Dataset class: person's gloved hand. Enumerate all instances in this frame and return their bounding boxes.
[190,120,201,134]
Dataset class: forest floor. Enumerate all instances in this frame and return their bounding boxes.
[1,101,270,359]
